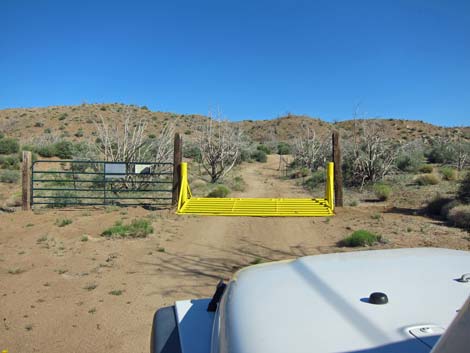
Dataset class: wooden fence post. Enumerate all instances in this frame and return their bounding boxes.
[22,151,32,211]
[172,133,183,206]
[332,131,343,207]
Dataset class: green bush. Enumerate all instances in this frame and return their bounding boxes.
[0,170,20,183]
[440,200,461,219]
[457,172,470,204]
[101,219,153,238]
[34,141,75,159]
[277,142,291,155]
[395,153,422,172]
[419,165,433,173]
[55,218,72,227]
[373,183,392,201]
[291,168,310,179]
[54,141,74,159]
[304,171,325,189]
[251,150,267,163]
[440,167,457,181]
[240,149,252,162]
[0,138,20,154]
[0,155,20,169]
[231,176,247,192]
[425,194,453,216]
[257,144,272,154]
[183,145,202,162]
[35,145,56,157]
[207,185,230,198]
[447,205,470,230]
[58,113,68,121]
[339,230,382,247]
[416,174,440,185]
[46,191,80,208]
[426,145,455,164]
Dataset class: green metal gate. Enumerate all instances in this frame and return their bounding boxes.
[31,160,173,207]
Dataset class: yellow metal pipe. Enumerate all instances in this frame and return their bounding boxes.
[326,162,335,211]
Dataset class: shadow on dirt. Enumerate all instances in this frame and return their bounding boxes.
[137,239,336,296]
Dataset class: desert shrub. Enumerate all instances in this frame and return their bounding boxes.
[34,121,44,127]
[58,113,68,121]
[55,218,72,227]
[239,149,252,162]
[231,176,247,192]
[395,153,422,172]
[291,167,310,179]
[54,141,74,159]
[426,144,455,164]
[425,194,453,216]
[0,138,20,154]
[34,145,56,157]
[0,155,20,169]
[74,129,84,138]
[277,142,291,155]
[101,219,153,238]
[0,170,20,183]
[373,183,392,201]
[339,230,382,247]
[440,167,457,181]
[419,165,433,173]
[440,200,461,219]
[183,145,202,162]
[304,170,326,189]
[251,150,267,163]
[256,144,271,154]
[46,191,80,208]
[416,174,440,185]
[207,185,230,198]
[447,205,470,230]
[457,172,470,204]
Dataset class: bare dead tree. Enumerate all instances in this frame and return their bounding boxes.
[197,117,242,183]
[351,121,398,188]
[93,110,175,189]
[292,125,328,171]
[94,110,174,163]
[453,134,470,171]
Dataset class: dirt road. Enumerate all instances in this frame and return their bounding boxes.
[1,156,468,353]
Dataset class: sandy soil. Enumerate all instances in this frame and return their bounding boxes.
[1,156,469,353]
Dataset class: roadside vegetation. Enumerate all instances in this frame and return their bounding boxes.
[101,219,153,238]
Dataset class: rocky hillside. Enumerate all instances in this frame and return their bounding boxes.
[0,103,468,145]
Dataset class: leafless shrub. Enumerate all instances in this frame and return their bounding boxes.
[94,110,174,162]
[345,121,398,188]
[292,125,328,171]
[197,117,243,183]
[93,109,175,189]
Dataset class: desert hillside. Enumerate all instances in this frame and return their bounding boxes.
[1,103,468,144]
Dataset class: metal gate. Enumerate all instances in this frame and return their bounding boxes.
[31,160,173,207]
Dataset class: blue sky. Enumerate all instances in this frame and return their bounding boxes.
[1,0,469,126]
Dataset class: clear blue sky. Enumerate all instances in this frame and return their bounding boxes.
[1,0,469,126]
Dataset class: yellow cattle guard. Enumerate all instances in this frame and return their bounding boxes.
[177,162,334,217]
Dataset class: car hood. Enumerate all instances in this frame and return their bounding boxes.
[211,248,470,353]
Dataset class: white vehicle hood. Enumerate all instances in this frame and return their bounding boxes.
[209,248,470,353]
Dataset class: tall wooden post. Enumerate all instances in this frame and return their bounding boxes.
[332,132,343,207]
[22,151,32,211]
[172,133,183,206]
